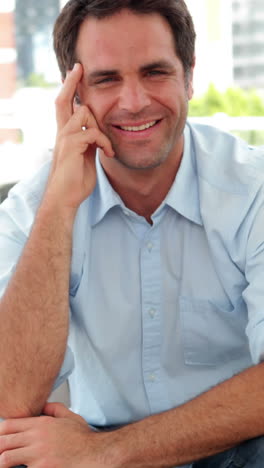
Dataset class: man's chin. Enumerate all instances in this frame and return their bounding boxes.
[113,152,167,171]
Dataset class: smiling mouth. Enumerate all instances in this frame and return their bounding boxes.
[114,120,161,132]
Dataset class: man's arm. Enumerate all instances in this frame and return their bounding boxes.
[111,362,264,467]
[0,199,74,419]
[1,363,264,467]
[0,63,114,419]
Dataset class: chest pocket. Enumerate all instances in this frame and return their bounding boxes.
[179,296,250,366]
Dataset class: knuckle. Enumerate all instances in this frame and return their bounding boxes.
[88,127,100,138]
[0,435,7,452]
[1,450,11,465]
[0,420,11,434]
[55,94,67,108]
[55,95,63,107]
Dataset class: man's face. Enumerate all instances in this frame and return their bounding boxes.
[76,9,194,171]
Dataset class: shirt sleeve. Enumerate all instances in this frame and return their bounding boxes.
[243,191,264,364]
[0,182,75,391]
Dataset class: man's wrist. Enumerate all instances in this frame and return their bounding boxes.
[37,193,78,236]
[93,430,128,468]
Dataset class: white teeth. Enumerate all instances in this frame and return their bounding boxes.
[119,121,157,132]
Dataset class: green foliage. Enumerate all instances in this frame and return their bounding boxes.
[224,87,248,116]
[232,130,264,146]
[189,83,264,117]
[24,72,56,88]
[247,90,264,116]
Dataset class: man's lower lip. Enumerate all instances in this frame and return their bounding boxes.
[112,120,162,137]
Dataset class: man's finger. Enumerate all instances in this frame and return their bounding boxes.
[60,108,115,157]
[72,128,115,158]
[0,447,28,468]
[0,417,47,435]
[56,62,83,131]
[63,105,99,135]
[0,433,26,454]
[43,402,70,418]
[43,402,89,427]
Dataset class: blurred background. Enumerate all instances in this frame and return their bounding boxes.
[0,0,264,189]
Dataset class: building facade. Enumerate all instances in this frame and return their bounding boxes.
[232,0,264,90]
[186,0,234,96]
[0,0,17,142]
[15,0,60,83]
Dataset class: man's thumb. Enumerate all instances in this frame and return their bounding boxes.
[43,402,84,423]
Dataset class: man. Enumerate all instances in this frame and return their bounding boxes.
[0,0,264,467]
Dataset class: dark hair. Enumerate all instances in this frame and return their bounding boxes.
[53,0,196,79]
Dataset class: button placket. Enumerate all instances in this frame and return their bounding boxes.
[140,229,168,413]
[147,241,154,252]
[148,373,156,382]
[148,308,156,319]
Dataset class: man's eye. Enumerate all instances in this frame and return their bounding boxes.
[147,70,166,77]
[95,77,117,85]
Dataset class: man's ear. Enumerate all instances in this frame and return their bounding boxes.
[74,93,81,105]
[187,56,196,100]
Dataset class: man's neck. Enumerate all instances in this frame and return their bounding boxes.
[99,148,183,222]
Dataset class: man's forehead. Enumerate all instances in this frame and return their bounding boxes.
[76,9,177,64]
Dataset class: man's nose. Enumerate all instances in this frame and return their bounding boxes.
[118,79,151,113]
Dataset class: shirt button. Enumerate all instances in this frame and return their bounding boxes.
[147,242,153,251]
[149,373,156,382]
[149,308,156,318]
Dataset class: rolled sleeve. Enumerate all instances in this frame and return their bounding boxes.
[52,342,75,390]
[0,201,29,298]
[244,197,264,364]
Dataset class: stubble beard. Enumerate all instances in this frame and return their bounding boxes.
[110,139,173,171]
[103,100,189,171]
[109,120,186,171]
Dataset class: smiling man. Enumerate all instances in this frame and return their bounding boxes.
[75,9,191,173]
[1,1,264,468]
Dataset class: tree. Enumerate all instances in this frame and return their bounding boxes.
[189,84,264,117]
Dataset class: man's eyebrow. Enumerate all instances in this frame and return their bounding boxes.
[86,60,175,83]
[140,60,175,72]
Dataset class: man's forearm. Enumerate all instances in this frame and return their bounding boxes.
[111,363,264,467]
[0,63,112,421]
[0,198,75,419]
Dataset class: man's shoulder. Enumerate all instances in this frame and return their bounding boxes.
[7,157,52,209]
[185,122,264,243]
[188,121,264,194]
[0,156,53,241]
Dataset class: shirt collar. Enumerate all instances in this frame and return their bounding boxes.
[88,153,124,226]
[89,121,203,227]
[165,122,203,226]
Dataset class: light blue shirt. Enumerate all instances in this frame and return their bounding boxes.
[1,123,264,443]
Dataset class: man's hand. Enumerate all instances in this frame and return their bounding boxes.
[0,403,114,468]
[45,63,114,215]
